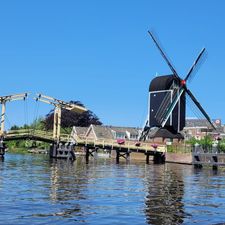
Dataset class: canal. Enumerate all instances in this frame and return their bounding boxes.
[0,153,225,225]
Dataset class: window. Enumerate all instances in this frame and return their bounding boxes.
[116,132,126,139]
[130,134,138,140]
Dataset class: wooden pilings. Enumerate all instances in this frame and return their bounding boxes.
[145,152,165,165]
[85,147,98,164]
[84,146,166,165]
[0,141,6,158]
[115,150,130,164]
[193,153,224,170]
[50,143,76,160]
[146,153,150,164]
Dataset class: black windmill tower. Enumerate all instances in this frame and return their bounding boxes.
[140,31,215,141]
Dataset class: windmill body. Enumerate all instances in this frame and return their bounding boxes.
[149,75,185,134]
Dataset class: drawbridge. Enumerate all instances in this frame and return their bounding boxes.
[0,93,86,159]
[0,92,166,164]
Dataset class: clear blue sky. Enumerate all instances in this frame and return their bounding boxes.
[0,0,225,129]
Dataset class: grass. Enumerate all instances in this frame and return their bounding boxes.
[7,147,29,154]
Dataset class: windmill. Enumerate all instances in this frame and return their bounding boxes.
[139,31,215,141]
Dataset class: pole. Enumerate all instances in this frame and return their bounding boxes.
[53,107,58,140]
[57,107,61,143]
[1,102,6,135]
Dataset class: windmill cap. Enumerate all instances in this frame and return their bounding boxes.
[149,74,175,92]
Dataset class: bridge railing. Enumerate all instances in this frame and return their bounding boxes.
[76,137,166,152]
[7,129,52,136]
[6,129,71,143]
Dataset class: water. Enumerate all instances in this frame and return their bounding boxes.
[0,154,225,225]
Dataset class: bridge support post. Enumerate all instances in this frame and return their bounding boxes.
[50,143,58,158]
[116,150,120,164]
[85,147,98,164]
[1,102,6,135]
[116,150,130,164]
[50,143,76,160]
[85,147,90,164]
[0,140,6,158]
[153,152,165,164]
[145,153,150,164]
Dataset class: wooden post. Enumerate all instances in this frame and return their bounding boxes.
[85,147,89,164]
[153,153,165,164]
[116,150,120,164]
[1,101,6,135]
[146,153,150,164]
[53,107,57,140]
[57,107,61,143]
[126,151,130,162]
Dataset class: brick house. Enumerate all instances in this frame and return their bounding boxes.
[183,118,224,140]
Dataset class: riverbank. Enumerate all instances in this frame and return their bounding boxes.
[7,148,48,154]
[7,147,194,165]
[7,148,29,154]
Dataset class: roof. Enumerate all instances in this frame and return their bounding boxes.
[148,127,184,139]
[91,125,114,139]
[185,119,210,128]
[74,127,88,136]
[185,119,224,133]
[149,74,176,92]
[109,126,140,135]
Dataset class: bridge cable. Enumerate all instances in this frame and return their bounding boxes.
[5,114,12,131]
[32,100,40,136]
[24,99,29,135]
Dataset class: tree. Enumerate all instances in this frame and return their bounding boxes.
[10,125,20,130]
[43,101,102,130]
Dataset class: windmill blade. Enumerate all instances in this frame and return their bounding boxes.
[155,82,178,123]
[139,125,151,141]
[161,88,185,127]
[186,88,216,129]
[148,31,181,81]
[184,48,206,82]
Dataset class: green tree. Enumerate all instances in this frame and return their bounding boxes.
[43,101,102,130]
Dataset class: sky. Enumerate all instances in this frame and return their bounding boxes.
[0,0,225,129]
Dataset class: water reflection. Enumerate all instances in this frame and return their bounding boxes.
[144,164,190,225]
[2,153,225,224]
[48,158,89,219]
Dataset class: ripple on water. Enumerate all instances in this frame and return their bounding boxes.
[0,154,225,224]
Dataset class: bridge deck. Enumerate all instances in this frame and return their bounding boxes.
[4,129,70,143]
[75,137,166,154]
[4,130,166,155]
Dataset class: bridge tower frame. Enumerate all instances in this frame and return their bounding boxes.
[0,93,28,136]
[35,94,87,143]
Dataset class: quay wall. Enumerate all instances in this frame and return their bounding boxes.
[165,153,192,164]
[110,150,193,164]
